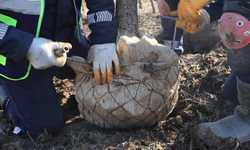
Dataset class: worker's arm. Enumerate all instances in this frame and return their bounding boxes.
[0,22,71,69]
[85,0,120,84]
[204,0,224,23]
[0,21,33,62]
[85,0,118,45]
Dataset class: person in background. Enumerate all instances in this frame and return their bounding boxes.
[158,0,238,98]
[171,0,250,143]
[157,0,224,57]
[0,0,120,137]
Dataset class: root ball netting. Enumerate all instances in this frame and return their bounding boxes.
[67,35,180,128]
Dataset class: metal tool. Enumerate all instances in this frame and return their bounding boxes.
[162,15,178,21]
[162,15,179,51]
[54,45,70,56]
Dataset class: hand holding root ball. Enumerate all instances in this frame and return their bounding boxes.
[88,43,121,84]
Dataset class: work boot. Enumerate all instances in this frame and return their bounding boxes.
[0,85,11,136]
[0,85,9,110]
[197,77,250,143]
[0,115,11,136]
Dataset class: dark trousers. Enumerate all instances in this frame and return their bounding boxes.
[161,17,184,42]
[223,72,250,100]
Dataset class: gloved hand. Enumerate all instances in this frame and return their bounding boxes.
[88,43,121,84]
[170,9,210,34]
[26,38,72,69]
[174,0,212,24]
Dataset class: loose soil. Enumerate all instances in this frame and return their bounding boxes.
[1,0,248,149]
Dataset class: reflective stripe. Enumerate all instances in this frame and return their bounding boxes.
[0,0,44,81]
[73,0,81,42]
[88,11,113,25]
[0,55,6,66]
[0,0,41,15]
[0,14,17,27]
[35,0,44,38]
[96,11,112,22]
[87,13,95,25]
[0,63,32,81]
[0,13,17,67]
[0,23,8,40]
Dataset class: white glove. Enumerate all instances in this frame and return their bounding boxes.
[88,43,121,84]
[26,38,72,69]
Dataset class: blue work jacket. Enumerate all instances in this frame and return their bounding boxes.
[0,0,118,81]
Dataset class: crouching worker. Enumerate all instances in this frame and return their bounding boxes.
[0,0,120,137]
[171,0,250,143]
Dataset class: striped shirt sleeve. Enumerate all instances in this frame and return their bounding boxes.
[0,23,8,40]
[87,11,113,25]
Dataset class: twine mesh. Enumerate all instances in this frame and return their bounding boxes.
[67,35,180,128]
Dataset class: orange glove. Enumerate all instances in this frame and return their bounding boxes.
[170,9,210,34]
[175,0,212,24]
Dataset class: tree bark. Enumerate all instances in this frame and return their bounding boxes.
[116,0,140,38]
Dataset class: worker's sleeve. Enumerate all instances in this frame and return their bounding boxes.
[0,22,34,62]
[85,0,118,45]
[203,0,224,22]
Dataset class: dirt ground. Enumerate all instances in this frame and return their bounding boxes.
[1,0,249,150]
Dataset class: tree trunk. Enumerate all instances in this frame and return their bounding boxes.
[116,0,140,38]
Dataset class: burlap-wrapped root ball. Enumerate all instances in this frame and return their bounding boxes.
[67,35,180,128]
